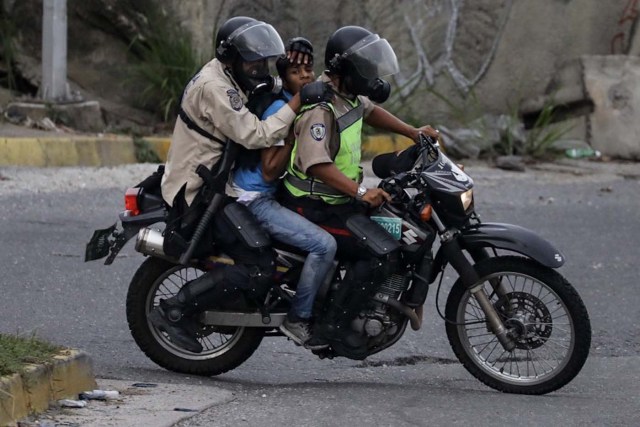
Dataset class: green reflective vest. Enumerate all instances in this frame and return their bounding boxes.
[284,98,364,205]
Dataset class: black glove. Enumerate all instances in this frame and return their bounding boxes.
[300,81,334,105]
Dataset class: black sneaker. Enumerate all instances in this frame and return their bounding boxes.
[148,307,203,353]
[304,334,330,350]
[279,316,312,346]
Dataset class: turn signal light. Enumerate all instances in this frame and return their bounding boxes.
[420,204,432,222]
[124,187,141,216]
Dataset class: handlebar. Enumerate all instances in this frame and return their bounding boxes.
[417,133,440,166]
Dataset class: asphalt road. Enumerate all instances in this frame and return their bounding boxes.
[1,159,639,426]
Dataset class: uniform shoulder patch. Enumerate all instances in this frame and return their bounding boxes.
[310,123,326,141]
[227,89,243,111]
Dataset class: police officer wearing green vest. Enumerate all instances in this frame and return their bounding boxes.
[281,26,439,354]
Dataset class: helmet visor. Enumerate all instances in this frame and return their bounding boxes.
[230,22,285,62]
[344,34,399,79]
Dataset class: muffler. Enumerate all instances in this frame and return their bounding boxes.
[135,227,165,257]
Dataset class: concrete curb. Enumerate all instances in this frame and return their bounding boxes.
[0,135,171,167]
[0,134,408,167]
[0,349,96,426]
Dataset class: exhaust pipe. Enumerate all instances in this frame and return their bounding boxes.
[135,227,165,257]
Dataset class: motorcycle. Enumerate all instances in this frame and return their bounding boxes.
[86,135,591,395]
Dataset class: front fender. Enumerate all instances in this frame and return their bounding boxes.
[459,222,565,268]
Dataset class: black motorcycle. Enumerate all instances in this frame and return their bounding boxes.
[86,135,591,395]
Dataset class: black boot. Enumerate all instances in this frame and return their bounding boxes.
[148,269,226,353]
[148,305,203,353]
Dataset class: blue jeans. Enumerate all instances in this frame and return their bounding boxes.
[247,194,337,319]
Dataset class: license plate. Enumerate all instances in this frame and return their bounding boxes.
[370,216,402,240]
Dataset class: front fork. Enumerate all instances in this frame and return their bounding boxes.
[433,214,515,351]
[467,247,511,301]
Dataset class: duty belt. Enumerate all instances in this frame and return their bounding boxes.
[285,174,345,197]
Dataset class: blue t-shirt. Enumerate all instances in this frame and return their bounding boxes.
[232,91,292,196]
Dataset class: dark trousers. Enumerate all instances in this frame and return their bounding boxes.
[165,192,275,312]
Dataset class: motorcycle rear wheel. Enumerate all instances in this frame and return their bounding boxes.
[445,256,591,395]
[126,257,264,376]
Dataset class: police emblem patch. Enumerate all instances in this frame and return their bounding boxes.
[227,89,243,111]
[310,123,326,141]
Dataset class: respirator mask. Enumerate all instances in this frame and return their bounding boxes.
[338,34,398,103]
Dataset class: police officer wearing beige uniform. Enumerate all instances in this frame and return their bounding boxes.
[150,16,332,353]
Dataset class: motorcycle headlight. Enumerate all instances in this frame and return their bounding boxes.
[460,189,473,211]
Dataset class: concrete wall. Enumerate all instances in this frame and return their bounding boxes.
[9,0,637,118]
[6,0,639,157]
[164,0,639,157]
[477,1,620,111]
[168,0,638,119]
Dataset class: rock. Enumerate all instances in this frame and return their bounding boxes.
[438,114,525,159]
[582,55,640,160]
[6,100,106,132]
[495,155,526,172]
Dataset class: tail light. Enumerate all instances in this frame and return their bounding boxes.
[124,187,142,216]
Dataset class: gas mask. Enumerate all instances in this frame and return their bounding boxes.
[252,75,282,97]
[345,75,391,103]
[233,59,282,97]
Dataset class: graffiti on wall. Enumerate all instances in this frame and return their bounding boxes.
[391,0,513,103]
[611,0,639,54]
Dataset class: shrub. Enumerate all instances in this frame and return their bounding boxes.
[129,11,205,121]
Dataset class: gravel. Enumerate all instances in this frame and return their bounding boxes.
[0,164,162,196]
[0,159,636,197]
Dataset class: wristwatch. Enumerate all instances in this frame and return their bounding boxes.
[355,185,367,201]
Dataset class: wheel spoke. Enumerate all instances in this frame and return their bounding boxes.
[145,265,247,359]
[455,264,580,387]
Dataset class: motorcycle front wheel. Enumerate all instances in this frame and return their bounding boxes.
[126,257,264,376]
[445,256,591,395]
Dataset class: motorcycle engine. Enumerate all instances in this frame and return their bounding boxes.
[352,273,411,341]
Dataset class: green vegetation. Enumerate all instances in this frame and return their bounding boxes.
[133,136,162,163]
[0,333,62,377]
[521,101,572,158]
[129,11,205,121]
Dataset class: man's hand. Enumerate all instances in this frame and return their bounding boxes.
[286,37,313,65]
[413,125,440,142]
[362,188,392,207]
[300,81,334,105]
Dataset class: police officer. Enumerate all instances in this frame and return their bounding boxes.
[149,16,331,353]
[281,26,439,355]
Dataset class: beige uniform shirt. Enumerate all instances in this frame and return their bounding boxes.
[162,58,296,206]
[292,73,375,174]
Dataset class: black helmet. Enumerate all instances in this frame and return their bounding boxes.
[215,16,285,96]
[215,16,285,63]
[324,26,399,103]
